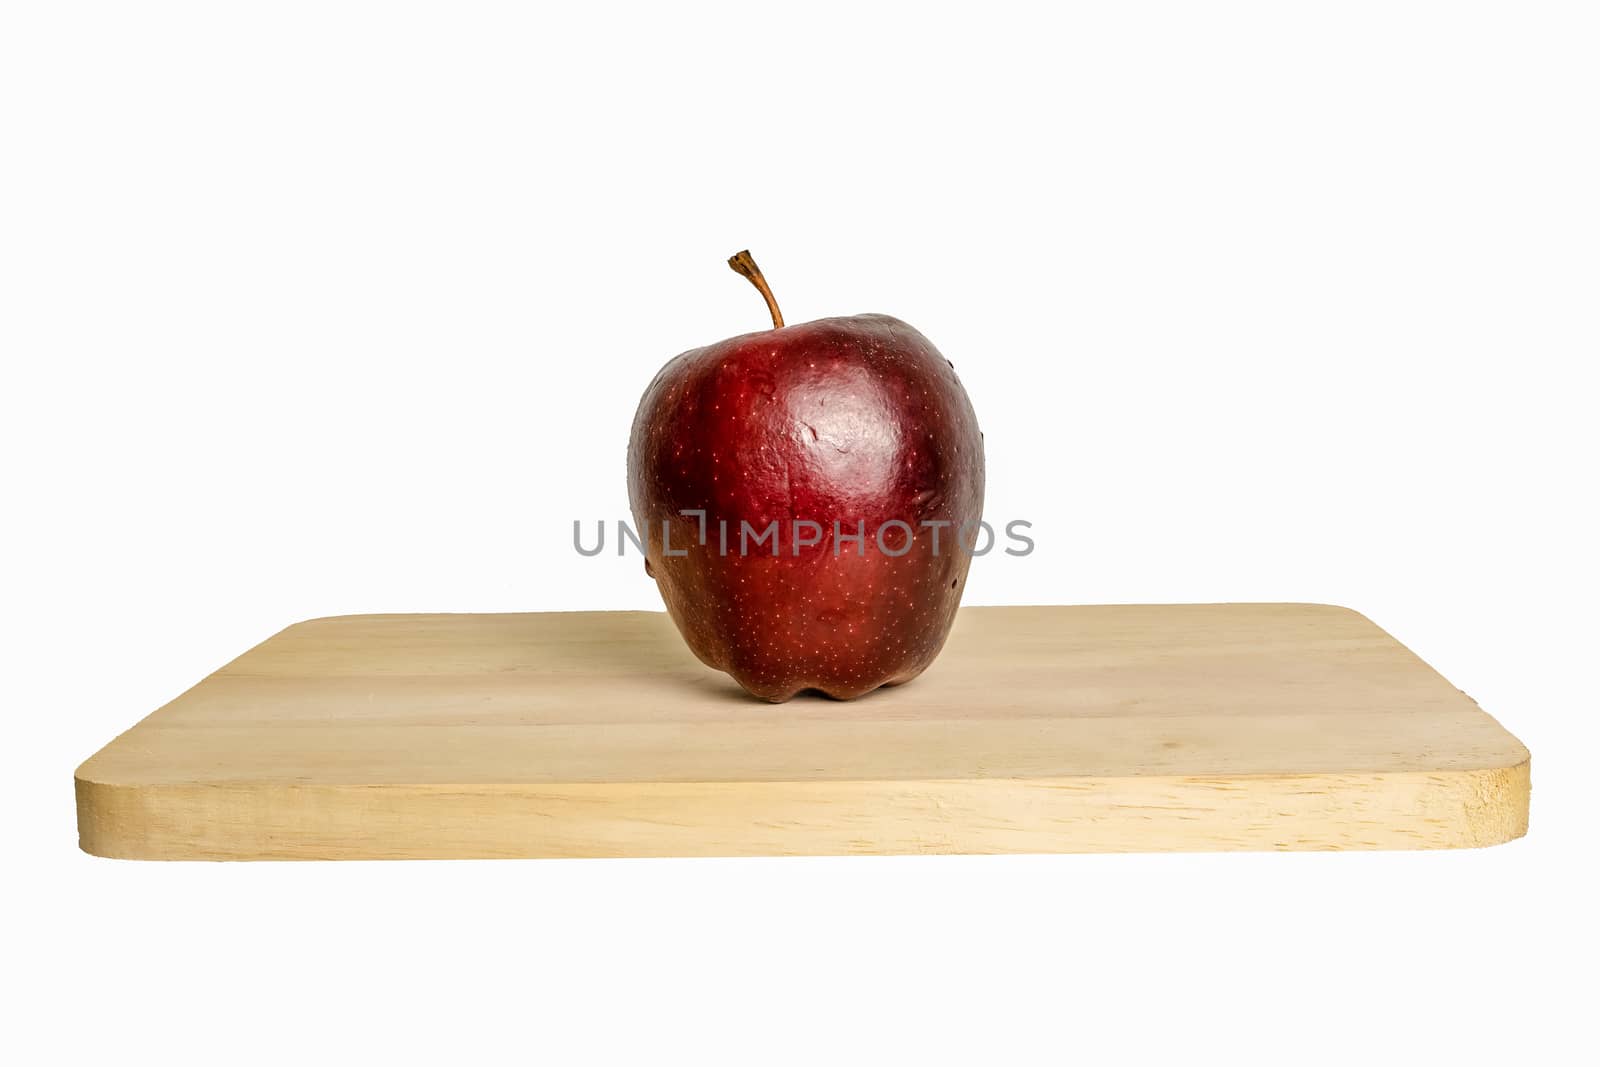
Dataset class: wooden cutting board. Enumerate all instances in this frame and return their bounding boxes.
[75,604,1530,859]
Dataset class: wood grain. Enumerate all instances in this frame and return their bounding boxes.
[75,604,1530,859]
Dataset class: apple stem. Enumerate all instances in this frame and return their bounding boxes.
[727,250,785,329]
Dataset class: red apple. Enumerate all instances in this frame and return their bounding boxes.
[627,252,985,701]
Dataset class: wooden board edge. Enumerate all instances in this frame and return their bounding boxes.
[75,759,1530,861]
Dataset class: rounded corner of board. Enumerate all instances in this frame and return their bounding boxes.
[1446,758,1531,850]
[74,775,160,861]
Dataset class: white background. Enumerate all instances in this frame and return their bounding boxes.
[3,2,1596,1063]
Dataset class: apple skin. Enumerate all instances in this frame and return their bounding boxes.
[627,313,984,701]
